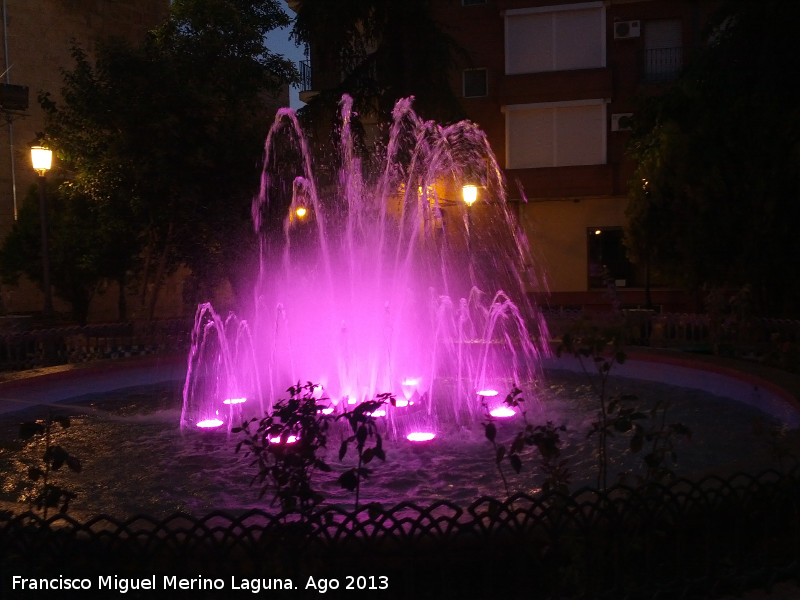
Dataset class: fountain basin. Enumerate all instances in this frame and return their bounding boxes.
[0,351,798,518]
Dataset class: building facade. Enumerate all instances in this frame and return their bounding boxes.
[1,0,170,234]
[297,0,719,312]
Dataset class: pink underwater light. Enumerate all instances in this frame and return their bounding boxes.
[223,397,247,405]
[406,432,436,442]
[197,418,224,429]
[269,434,299,444]
[489,406,516,418]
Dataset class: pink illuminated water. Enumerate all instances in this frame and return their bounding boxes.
[181,97,549,435]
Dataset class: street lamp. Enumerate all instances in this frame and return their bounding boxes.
[462,183,478,248]
[462,184,477,207]
[30,145,53,318]
[462,184,478,282]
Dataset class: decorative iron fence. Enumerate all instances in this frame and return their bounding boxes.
[2,312,798,374]
[2,469,800,599]
[544,309,800,370]
[0,319,192,372]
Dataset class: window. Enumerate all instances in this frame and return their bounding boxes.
[587,227,637,289]
[643,19,683,82]
[463,68,488,98]
[505,100,606,168]
[505,2,605,74]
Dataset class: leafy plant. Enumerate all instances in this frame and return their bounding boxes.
[336,392,391,510]
[559,316,692,489]
[482,413,511,498]
[19,411,82,517]
[558,317,628,490]
[234,382,333,519]
[483,386,570,497]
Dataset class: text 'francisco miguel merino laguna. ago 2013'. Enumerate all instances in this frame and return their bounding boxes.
[11,574,391,594]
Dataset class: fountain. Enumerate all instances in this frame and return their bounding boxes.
[180,96,550,437]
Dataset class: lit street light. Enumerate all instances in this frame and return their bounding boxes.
[31,145,53,318]
[462,184,478,266]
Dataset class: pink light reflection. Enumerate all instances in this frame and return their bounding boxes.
[489,406,516,418]
[406,432,436,442]
[197,418,224,429]
[477,389,499,397]
[223,397,247,405]
[269,435,299,444]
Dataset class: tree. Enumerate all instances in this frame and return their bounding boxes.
[0,183,102,324]
[292,0,466,142]
[35,0,298,320]
[625,0,800,316]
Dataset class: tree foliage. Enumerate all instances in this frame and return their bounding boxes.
[18,0,297,320]
[625,0,800,316]
[0,183,107,324]
[292,0,466,131]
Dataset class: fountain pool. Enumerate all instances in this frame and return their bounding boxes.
[0,355,796,518]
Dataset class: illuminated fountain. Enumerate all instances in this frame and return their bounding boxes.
[181,96,550,439]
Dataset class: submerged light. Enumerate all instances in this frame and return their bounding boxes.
[223,397,247,405]
[269,434,299,444]
[407,432,436,443]
[197,418,224,429]
[489,406,516,418]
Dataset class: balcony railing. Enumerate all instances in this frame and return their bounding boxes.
[299,59,312,92]
[641,46,684,83]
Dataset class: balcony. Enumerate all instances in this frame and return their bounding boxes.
[641,47,683,84]
[298,59,317,103]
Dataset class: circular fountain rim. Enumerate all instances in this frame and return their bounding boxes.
[0,351,798,426]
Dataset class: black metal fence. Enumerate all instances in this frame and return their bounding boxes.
[3,469,800,599]
[0,319,192,372]
[546,309,800,371]
[3,312,799,374]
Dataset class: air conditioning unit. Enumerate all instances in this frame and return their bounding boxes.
[611,113,634,131]
[614,20,641,39]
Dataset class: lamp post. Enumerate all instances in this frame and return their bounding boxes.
[462,183,478,249]
[31,145,53,318]
[462,184,478,283]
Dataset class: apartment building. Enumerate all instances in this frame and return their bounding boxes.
[297,0,719,311]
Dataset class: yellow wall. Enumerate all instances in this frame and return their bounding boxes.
[520,196,628,293]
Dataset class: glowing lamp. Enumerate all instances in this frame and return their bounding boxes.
[394,398,409,408]
[406,432,436,443]
[489,406,516,418]
[366,409,386,418]
[462,184,478,206]
[223,397,247,405]
[197,418,224,429]
[295,206,308,219]
[477,389,499,397]
[31,146,52,176]
[269,434,299,444]
[401,377,421,400]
